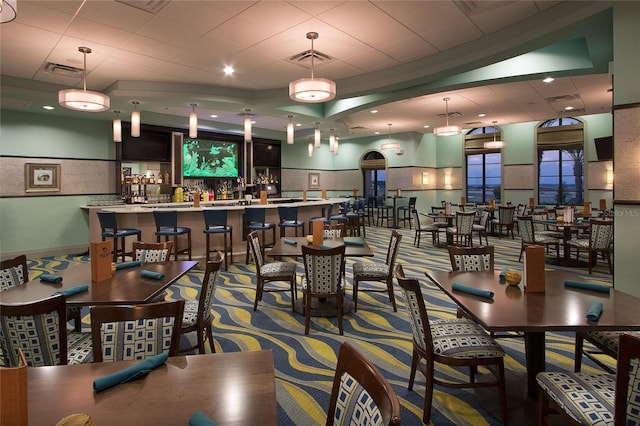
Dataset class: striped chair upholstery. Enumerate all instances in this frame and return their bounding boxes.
[0,254,28,292]
[0,294,93,367]
[537,333,640,425]
[132,241,172,302]
[90,300,184,362]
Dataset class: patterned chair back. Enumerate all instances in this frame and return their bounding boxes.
[478,210,490,228]
[324,223,346,239]
[90,300,184,362]
[531,212,549,233]
[455,211,476,235]
[247,230,265,269]
[326,342,401,426]
[589,219,613,250]
[448,245,494,272]
[0,294,68,366]
[0,254,28,292]
[394,264,431,354]
[385,230,402,268]
[132,241,173,262]
[517,216,535,244]
[617,333,640,424]
[302,245,345,295]
[498,205,516,224]
[197,254,224,324]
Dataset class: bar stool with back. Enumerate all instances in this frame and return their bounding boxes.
[203,209,233,270]
[397,196,417,229]
[152,210,192,261]
[244,206,276,264]
[97,211,142,262]
[278,205,305,237]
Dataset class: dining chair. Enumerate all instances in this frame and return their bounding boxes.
[352,230,402,312]
[326,341,401,426]
[574,330,640,373]
[247,230,297,312]
[537,333,640,426]
[244,207,277,264]
[412,209,439,248]
[323,223,346,238]
[566,219,614,274]
[394,264,508,425]
[447,245,494,273]
[0,294,93,366]
[203,209,233,270]
[97,210,142,262]
[397,196,417,229]
[490,205,516,239]
[132,241,173,262]
[472,210,490,246]
[90,299,185,362]
[516,215,560,262]
[1,254,82,332]
[446,211,476,247]
[153,210,192,261]
[301,244,346,335]
[278,205,305,237]
[179,252,224,354]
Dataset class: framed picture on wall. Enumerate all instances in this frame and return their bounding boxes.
[25,163,61,192]
[308,172,320,189]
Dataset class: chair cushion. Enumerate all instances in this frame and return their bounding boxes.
[430,318,505,359]
[249,223,276,230]
[567,238,589,249]
[536,372,615,425]
[156,227,190,236]
[281,220,304,226]
[333,371,384,426]
[182,300,199,327]
[67,332,94,364]
[261,262,296,278]
[534,236,559,244]
[203,225,231,234]
[353,262,389,279]
[583,331,640,354]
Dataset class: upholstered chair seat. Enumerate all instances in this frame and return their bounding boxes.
[429,318,506,358]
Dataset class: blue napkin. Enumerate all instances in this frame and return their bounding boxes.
[344,240,365,246]
[452,282,494,299]
[53,284,89,297]
[40,273,62,283]
[93,352,168,393]
[564,280,610,294]
[283,239,297,245]
[499,268,508,280]
[586,302,603,321]
[115,260,142,270]
[189,412,218,426]
[319,244,331,249]
[141,270,165,280]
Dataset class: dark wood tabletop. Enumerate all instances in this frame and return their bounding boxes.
[0,260,198,306]
[425,269,640,397]
[267,236,374,257]
[27,350,277,426]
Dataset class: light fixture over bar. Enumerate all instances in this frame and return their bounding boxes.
[58,47,110,112]
[131,101,140,137]
[434,97,461,137]
[112,111,122,143]
[329,129,336,152]
[314,122,321,148]
[308,142,313,157]
[189,104,197,138]
[289,32,336,103]
[286,115,294,144]
[243,108,252,142]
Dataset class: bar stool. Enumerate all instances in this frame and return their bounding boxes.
[397,196,417,229]
[278,206,305,237]
[203,209,233,270]
[153,210,192,260]
[376,196,394,227]
[346,198,366,237]
[308,203,333,230]
[97,211,141,262]
[244,207,276,264]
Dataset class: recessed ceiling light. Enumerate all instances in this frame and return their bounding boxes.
[543,77,555,83]
[42,105,54,110]
[374,131,380,135]
[210,114,218,118]
[370,110,378,114]
[564,106,574,111]
[423,125,430,129]
[478,113,486,117]
[296,123,302,127]
[223,66,234,75]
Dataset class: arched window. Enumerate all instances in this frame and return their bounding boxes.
[465,126,502,203]
[360,151,387,200]
[537,118,584,205]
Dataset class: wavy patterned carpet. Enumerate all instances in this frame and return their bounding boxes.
[28,224,614,425]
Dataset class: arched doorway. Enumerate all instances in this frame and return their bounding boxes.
[360,151,387,201]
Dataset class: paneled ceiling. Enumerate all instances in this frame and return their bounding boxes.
[0,0,614,141]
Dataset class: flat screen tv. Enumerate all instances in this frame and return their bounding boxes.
[594,136,613,161]
[122,130,171,162]
[183,138,239,178]
[253,142,281,167]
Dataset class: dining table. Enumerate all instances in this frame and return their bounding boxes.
[26,350,277,426]
[534,218,592,265]
[0,260,198,306]
[425,269,640,398]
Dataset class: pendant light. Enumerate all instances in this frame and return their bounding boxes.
[289,32,336,103]
[434,97,461,136]
[0,0,17,23]
[243,108,252,142]
[329,129,336,152]
[308,142,313,157]
[131,101,140,137]
[333,138,339,155]
[314,122,321,148]
[381,123,400,150]
[286,115,294,144]
[58,47,110,112]
[189,104,197,138]
[112,110,122,143]
[484,121,506,148]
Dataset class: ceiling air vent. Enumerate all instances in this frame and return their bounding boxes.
[349,126,368,130]
[116,0,170,14]
[437,111,463,118]
[44,62,83,77]
[560,108,586,115]
[546,94,580,103]
[289,50,332,63]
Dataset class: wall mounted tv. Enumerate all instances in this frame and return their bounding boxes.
[183,138,240,178]
[594,136,613,161]
[121,126,171,162]
[253,141,281,167]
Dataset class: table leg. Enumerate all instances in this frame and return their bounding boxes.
[563,226,572,263]
[524,331,545,398]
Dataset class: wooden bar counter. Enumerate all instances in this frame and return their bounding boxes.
[84,198,349,259]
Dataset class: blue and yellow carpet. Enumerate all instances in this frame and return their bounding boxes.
[28,224,614,425]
